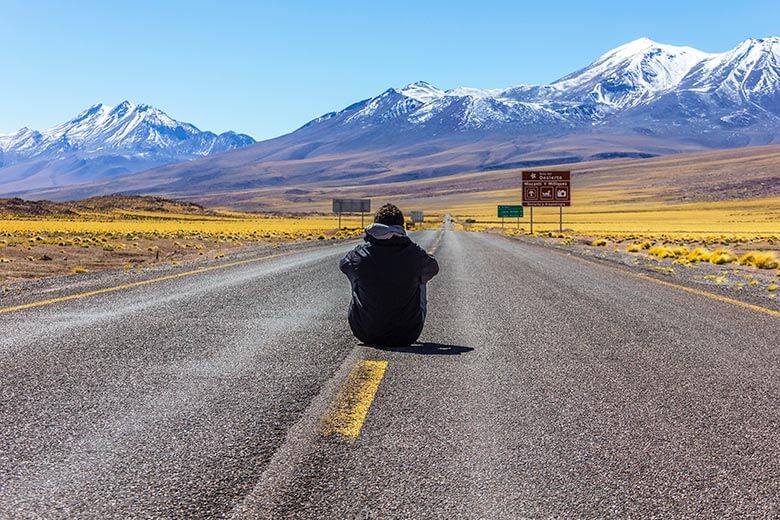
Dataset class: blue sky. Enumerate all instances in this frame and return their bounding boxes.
[2,0,778,140]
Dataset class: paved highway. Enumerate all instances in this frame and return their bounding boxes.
[0,228,777,519]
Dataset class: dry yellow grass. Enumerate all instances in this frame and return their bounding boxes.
[709,249,736,265]
[648,245,674,259]
[0,210,374,281]
[739,251,779,269]
[0,212,368,238]
[447,195,779,237]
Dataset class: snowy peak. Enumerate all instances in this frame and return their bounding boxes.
[343,83,444,126]
[110,100,135,116]
[593,37,708,62]
[0,102,254,162]
[552,38,712,109]
[731,37,780,60]
[397,81,445,103]
[682,37,780,105]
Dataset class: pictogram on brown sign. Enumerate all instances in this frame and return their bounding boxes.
[522,171,571,207]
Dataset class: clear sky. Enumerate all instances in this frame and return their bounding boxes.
[2,0,778,140]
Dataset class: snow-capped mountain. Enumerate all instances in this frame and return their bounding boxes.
[548,38,713,110]
[682,37,780,104]
[614,37,780,140]
[4,37,780,201]
[0,102,254,193]
[0,101,254,163]
[298,37,780,139]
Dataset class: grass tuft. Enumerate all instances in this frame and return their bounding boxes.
[709,249,736,265]
[648,245,674,259]
[739,251,779,270]
[687,247,711,263]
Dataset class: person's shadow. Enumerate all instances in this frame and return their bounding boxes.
[366,342,474,355]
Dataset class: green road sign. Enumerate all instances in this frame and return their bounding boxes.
[497,205,523,218]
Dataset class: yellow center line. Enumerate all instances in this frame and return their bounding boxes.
[0,249,303,315]
[632,272,780,318]
[319,360,388,439]
[428,228,446,255]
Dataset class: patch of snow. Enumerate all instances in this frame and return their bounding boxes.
[398,81,445,103]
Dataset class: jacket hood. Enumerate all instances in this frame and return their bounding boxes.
[365,223,407,240]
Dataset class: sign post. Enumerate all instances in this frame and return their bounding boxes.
[522,171,571,233]
[497,205,523,230]
[410,211,424,226]
[332,198,371,229]
[559,207,563,233]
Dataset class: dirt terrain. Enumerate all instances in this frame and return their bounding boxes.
[0,195,366,284]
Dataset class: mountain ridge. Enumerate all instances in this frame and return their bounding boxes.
[4,36,780,204]
[0,101,255,193]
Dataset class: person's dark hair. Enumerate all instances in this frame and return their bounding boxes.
[374,203,405,226]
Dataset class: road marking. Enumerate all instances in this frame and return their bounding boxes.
[632,272,780,318]
[320,360,388,438]
[500,234,780,319]
[428,229,445,255]
[564,251,780,319]
[0,249,305,315]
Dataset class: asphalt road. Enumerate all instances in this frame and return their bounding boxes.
[0,228,777,519]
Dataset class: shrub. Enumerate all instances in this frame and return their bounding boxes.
[648,245,674,259]
[626,243,641,253]
[709,249,736,265]
[591,238,608,247]
[687,248,711,263]
[739,251,779,270]
[73,266,89,274]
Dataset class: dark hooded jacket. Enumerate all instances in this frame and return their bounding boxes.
[339,224,439,347]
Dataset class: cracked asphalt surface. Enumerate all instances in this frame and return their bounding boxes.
[0,228,777,519]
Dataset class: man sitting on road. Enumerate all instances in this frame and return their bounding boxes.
[339,204,439,347]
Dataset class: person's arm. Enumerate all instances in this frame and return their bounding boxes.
[419,249,439,284]
[340,251,358,283]
[339,254,352,275]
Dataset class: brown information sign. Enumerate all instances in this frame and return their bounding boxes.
[522,170,571,207]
